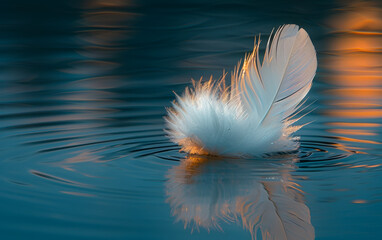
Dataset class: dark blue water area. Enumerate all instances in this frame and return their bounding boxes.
[0,0,381,239]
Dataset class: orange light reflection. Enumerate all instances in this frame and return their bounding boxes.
[336,136,380,145]
[327,122,381,127]
[323,1,381,149]
[325,109,382,119]
[328,129,377,136]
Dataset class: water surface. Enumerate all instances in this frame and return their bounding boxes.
[0,0,381,239]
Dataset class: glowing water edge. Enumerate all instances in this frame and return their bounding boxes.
[0,1,381,240]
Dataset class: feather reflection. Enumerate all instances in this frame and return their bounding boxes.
[165,156,314,240]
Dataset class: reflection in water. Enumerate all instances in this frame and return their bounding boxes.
[165,156,314,240]
[72,0,137,79]
[323,1,381,149]
[50,0,140,170]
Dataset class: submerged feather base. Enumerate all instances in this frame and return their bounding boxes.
[165,24,317,157]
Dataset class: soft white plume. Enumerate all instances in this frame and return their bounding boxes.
[165,24,317,156]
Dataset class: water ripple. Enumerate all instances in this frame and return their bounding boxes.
[0,0,381,239]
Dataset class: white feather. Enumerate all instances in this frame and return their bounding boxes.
[165,24,317,156]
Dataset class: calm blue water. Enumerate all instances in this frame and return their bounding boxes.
[0,0,381,239]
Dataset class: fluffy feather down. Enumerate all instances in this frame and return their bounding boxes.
[165,24,317,157]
